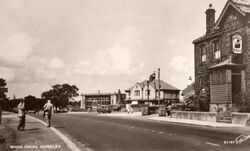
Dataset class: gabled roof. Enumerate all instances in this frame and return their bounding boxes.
[216,0,250,27]
[193,0,250,44]
[125,79,180,92]
[125,82,144,92]
[181,82,195,96]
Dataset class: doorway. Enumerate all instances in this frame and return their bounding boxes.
[232,74,241,104]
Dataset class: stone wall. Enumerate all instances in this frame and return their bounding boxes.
[232,112,250,125]
[171,111,217,122]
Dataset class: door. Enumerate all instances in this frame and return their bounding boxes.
[232,74,241,104]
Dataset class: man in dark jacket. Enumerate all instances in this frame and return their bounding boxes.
[17,100,25,131]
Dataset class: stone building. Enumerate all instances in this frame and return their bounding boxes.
[193,0,250,112]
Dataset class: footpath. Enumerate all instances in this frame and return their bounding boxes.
[98,111,246,128]
[0,111,75,151]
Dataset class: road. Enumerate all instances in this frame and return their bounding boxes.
[31,113,250,151]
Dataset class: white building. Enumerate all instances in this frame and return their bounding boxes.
[125,79,180,105]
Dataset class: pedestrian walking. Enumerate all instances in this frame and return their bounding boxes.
[126,103,130,114]
[167,103,172,117]
[129,103,133,114]
[43,100,54,127]
[17,100,26,131]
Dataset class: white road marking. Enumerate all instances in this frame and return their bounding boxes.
[205,142,220,147]
[143,128,149,131]
[158,132,164,134]
[27,115,85,151]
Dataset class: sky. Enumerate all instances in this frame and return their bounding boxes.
[0,0,228,98]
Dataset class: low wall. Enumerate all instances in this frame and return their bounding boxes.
[232,112,250,126]
[171,111,217,122]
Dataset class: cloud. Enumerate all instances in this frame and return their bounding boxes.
[0,33,37,67]
[0,67,15,81]
[27,56,66,80]
[49,58,65,69]
[169,56,191,73]
[74,43,144,76]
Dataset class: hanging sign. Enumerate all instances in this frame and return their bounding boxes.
[232,34,242,54]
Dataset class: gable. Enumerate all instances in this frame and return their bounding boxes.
[216,0,249,27]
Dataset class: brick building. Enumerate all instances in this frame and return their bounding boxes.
[193,0,250,112]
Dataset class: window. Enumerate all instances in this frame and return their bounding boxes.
[164,93,171,99]
[213,40,221,59]
[200,45,206,62]
[134,90,140,96]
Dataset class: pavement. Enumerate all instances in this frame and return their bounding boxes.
[97,111,246,128]
[0,111,79,151]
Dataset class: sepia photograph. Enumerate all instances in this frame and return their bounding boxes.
[0,0,250,150]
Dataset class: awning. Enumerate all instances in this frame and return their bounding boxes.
[208,57,245,69]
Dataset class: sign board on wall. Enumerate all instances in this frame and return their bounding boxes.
[232,34,242,54]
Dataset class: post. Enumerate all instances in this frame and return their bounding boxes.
[147,80,149,106]
[158,68,161,106]
[0,104,1,124]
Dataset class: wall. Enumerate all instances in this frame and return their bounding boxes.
[142,85,156,100]
[130,84,143,100]
[232,112,250,125]
[171,111,217,122]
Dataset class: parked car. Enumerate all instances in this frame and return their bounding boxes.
[97,105,112,113]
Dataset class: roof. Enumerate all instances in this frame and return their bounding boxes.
[216,0,250,27]
[193,0,250,44]
[81,92,125,96]
[208,56,245,69]
[125,79,180,92]
[181,82,195,96]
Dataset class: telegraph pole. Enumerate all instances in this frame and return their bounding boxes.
[147,80,149,106]
[158,68,161,106]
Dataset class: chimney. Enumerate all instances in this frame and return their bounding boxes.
[206,4,215,35]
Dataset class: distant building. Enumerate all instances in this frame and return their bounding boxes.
[80,91,126,109]
[125,79,180,105]
[181,82,195,101]
[193,0,250,112]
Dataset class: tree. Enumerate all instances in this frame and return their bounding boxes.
[0,78,8,112]
[41,83,79,111]
[0,78,7,101]
[24,95,37,111]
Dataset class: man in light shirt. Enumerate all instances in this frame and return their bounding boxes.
[43,100,54,127]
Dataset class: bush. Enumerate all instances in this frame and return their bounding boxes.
[70,108,88,112]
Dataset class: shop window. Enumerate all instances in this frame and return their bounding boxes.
[213,40,221,59]
[200,45,206,62]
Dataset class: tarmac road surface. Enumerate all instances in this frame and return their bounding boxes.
[32,113,250,151]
